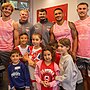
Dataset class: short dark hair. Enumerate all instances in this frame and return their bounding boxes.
[54,8,63,13]
[42,45,55,61]
[10,49,20,56]
[39,9,47,14]
[77,2,89,8]
[19,33,28,37]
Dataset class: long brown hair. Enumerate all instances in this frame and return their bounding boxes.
[58,38,71,51]
[41,45,55,61]
[58,38,75,62]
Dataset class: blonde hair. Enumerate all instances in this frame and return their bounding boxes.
[1,2,14,12]
[20,9,29,15]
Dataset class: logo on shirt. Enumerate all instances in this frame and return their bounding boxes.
[11,71,20,78]
[26,27,29,32]
[41,69,55,82]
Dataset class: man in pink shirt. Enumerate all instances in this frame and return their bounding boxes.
[50,8,78,60]
[75,2,90,90]
[0,2,19,68]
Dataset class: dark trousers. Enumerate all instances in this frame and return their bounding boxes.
[15,87,25,90]
[60,86,65,90]
[76,82,84,90]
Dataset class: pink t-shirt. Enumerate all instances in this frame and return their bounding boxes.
[75,16,90,58]
[0,17,14,51]
[53,20,73,49]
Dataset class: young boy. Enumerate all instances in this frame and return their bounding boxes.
[8,49,31,90]
[15,33,30,62]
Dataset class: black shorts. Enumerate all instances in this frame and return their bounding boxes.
[0,51,11,67]
[76,57,90,70]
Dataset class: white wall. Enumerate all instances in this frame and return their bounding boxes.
[31,0,90,24]
[1,0,90,24]
[11,10,20,22]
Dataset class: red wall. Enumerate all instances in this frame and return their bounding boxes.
[37,4,68,23]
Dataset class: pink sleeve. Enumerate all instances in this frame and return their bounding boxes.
[49,63,60,87]
[34,61,42,83]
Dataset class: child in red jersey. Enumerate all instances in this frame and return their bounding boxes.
[34,45,60,90]
[23,33,42,90]
[15,33,30,62]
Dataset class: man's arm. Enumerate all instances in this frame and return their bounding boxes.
[30,25,35,45]
[49,26,55,41]
[13,22,19,47]
[8,67,15,90]
[69,22,78,60]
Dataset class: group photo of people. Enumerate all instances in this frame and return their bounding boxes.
[0,0,90,90]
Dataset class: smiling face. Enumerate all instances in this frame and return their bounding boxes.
[77,4,88,19]
[20,10,29,22]
[20,34,28,45]
[32,34,42,47]
[2,6,12,17]
[58,42,69,56]
[10,53,20,64]
[43,50,52,63]
[38,11,47,20]
[54,9,64,22]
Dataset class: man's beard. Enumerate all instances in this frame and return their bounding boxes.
[56,19,62,22]
[40,18,46,21]
[40,18,48,24]
[55,17,63,22]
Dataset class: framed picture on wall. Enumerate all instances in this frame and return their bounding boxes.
[0,0,6,10]
[9,0,30,10]
[19,1,29,10]
[10,0,18,9]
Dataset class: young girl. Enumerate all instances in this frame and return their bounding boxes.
[55,38,77,90]
[15,33,30,62]
[23,33,42,90]
[48,40,61,65]
[34,45,60,90]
